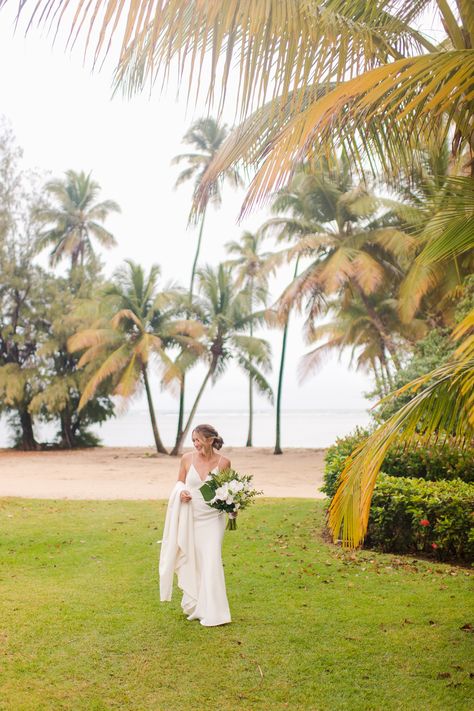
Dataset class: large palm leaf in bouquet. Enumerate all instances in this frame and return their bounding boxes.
[199,468,262,530]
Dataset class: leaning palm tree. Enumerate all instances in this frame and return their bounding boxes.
[37,170,120,269]
[172,263,274,454]
[68,260,203,454]
[171,117,244,453]
[225,231,274,446]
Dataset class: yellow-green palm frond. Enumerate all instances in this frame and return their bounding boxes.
[398,260,444,323]
[68,328,120,356]
[328,309,474,549]
[415,177,474,265]
[110,308,144,331]
[114,354,142,398]
[199,50,474,215]
[78,344,131,409]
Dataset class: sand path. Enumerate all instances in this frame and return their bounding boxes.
[0,447,326,500]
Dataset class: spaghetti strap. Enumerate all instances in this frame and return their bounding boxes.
[218,454,223,470]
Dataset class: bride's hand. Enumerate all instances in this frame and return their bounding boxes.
[180,490,192,503]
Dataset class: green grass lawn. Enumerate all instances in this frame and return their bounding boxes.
[0,498,472,711]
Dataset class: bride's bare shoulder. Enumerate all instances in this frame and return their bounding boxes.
[220,455,231,469]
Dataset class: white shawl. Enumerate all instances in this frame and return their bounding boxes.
[159,482,198,613]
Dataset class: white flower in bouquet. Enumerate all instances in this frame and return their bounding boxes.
[199,468,262,530]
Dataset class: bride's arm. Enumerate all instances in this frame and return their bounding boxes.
[178,454,192,502]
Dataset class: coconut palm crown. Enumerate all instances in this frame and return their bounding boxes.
[37,170,120,269]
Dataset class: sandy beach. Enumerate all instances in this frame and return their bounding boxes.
[0,447,326,500]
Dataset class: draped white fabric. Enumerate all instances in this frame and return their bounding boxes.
[159,467,231,627]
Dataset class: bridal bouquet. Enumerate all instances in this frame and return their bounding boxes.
[199,468,262,530]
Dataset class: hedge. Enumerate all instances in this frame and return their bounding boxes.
[365,475,474,562]
[323,430,474,499]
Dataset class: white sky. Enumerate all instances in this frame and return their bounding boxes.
[1,5,422,415]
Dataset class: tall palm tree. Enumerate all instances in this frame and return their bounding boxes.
[173,118,244,295]
[68,260,203,454]
[225,231,274,446]
[262,160,413,452]
[171,117,244,453]
[172,263,273,454]
[37,170,120,269]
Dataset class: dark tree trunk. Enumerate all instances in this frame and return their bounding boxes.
[18,409,38,451]
[189,209,207,297]
[246,317,254,447]
[142,366,168,454]
[60,407,75,449]
[274,257,300,455]
[172,360,215,456]
[171,376,186,456]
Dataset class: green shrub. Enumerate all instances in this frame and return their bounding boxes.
[323,430,474,498]
[382,443,474,483]
[365,475,474,562]
[322,427,371,497]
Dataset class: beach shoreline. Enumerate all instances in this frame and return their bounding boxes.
[0,446,327,500]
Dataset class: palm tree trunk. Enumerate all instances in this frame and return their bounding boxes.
[173,359,216,455]
[246,306,254,447]
[173,209,208,454]
[274,257,300,455]
[356,286,402,371]
[246,368,254,447]
[142,366,168,454]
[189,208,207,296]
[274,319,290,455]
[171,377,186,456]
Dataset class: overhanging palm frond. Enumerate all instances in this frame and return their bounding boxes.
[198,50,474,215]
[328,309,474,549]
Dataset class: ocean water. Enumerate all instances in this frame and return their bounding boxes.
[0,408,371,449]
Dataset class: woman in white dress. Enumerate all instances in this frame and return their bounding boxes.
[159,424,232,627]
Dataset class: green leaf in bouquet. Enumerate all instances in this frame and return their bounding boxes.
[199,482,215,502]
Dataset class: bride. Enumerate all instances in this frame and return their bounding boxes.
[159,424,232,627]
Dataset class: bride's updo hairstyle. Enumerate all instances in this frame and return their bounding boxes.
[193,424,224,451]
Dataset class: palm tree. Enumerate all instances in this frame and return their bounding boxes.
[68,260,203,454]
[173,118,243,295]
[171,117,244,453]
[262,160,413,452]
[172,263,273,454]
[300,292,427,397]
[386,143,474,326]
[271,162,416,371]
[225,231,274,446]
[37,170,120,269]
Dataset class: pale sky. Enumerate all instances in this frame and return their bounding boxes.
[0,6,391,416]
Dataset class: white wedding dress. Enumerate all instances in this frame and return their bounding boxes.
[159,460,231,627]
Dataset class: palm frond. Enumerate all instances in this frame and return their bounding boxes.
[328,309,474,549]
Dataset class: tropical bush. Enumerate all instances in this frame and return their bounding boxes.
[365,475,474,562]
[322,428,371,497]
[323,430,474,498]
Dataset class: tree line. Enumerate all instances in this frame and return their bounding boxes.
[1,117,470,457]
